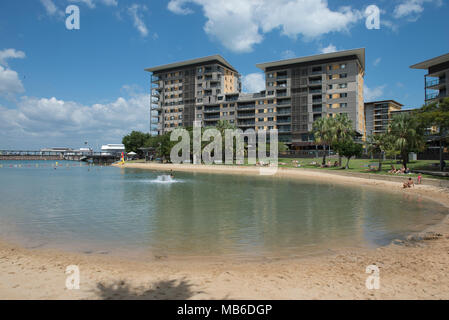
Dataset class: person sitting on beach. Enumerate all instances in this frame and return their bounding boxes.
[403,178,414,189]
[388,165,396,174]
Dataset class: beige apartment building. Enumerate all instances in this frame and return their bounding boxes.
[145,49,366,148]
[410,52,449,105]
[364,100,403,136]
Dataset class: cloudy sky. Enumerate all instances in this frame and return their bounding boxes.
[0,0,448,149]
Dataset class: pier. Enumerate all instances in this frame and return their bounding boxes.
[0,150,121,164]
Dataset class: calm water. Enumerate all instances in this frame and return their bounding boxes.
[0,160,447,260]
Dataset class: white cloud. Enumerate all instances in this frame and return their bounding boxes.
[68,0,118,8]
[393,0,442,20]
[40,0,64,17]
[0,65,25,97]
[280,50,296,60]
[167,0,362,53]
[128,4,149,37]
[373,57,381,66]
[100,0,118,6]
[320,44,337,54]
[0,92,150,148]
[168,0,193,15]
[0,49,26,67]
[242,73,265,93]
[364,84,386,101]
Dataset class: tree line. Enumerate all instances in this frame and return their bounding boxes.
[122,98,449,169]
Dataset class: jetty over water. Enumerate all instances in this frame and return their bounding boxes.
[0,150,121,163]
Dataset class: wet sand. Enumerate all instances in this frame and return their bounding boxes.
[1,164,448,299]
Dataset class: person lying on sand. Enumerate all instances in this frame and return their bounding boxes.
[403,177,414,189]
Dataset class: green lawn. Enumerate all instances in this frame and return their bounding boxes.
[278,157,446,179]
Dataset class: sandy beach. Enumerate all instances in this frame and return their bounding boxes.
[1,164,449,299]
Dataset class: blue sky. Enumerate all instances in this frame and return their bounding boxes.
[0,0,448,149]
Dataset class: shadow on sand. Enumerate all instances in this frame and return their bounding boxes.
[95,278,201,300]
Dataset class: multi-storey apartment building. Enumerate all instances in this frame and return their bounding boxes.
[145,55,241,135]
[256,48,365,147]
[410,52,449,104]
[146,49,366,148]
[364,100,403,136]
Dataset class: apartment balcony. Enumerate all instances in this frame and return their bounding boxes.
[237,113,255,119]
[203,108,220,113]
[309,79,322,85]
[309,89,322,94]
[426,92,448,101]
[237,104,256,110]
[238,121,255,127]
[276,91,288,97]
[204,115,221,120]
[426,78,446,88]
[312,105,322,113]
[278,135,292,142]
[277,118,291,124]
[278,126,291,133]
[276,75,288,80]
[277,99,291,106]
[277,109,291,115]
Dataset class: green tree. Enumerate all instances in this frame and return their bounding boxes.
[366,133,389,171]
[122,131,151,154]
[414,97,449,171]
[335,140,363,169]
[313,117,334,165]
[388,112,425,170]
[331,114,354,166]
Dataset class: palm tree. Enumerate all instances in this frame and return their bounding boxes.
[313,116,334,165]
[388,113,425,170]
[367,133,388,171]
[331,114,354,166]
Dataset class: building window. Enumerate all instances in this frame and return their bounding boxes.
[340,93,348,98]
[258,118,264,122]
[218,96,223,101]
[268,108,274,113]
[268,82,274,86]
[340,73,347,78]
[338,83,347,89]
[340,103,348,108]
[268,73,274,78]
[268,91,274,96]
[230,120,234,123]
[268,117,274,121]
[197,114,202,119]
[179,115,183,119]
[328,85,334,90]
[198,67,203,73]
[340,63,347,69]
[268,99,274,104]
